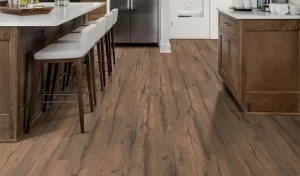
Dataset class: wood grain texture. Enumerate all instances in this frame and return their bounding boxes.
[0,16,84,142]
[82,0,106,22]
[0,40,300,175]
[219,12,300,114]
[219,14,237,39]
[0,28,10,41]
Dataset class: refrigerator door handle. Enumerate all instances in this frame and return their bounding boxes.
[131,0,133,10]
[127,0,130,9]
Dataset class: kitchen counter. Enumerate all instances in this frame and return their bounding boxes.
[0,2,104,142]
[218,10,300,115]
[218,8,300,19]
[0,2,104,26]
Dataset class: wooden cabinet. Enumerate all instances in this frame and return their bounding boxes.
[218,12,300,114]
[82,0,106,21]
[229,38,238,93]
[219,27,239,100]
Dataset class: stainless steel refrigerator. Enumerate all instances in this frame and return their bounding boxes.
[111,0,159,44]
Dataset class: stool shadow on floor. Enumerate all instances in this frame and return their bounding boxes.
[20,78,103,140]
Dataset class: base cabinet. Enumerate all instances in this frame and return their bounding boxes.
[219,30,239,101]
[218,12,300,114]
[81,0,106,21]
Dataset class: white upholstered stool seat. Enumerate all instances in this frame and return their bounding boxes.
[35,24,98,60]
[83,21,95,26]
[73,21,96,33]
[112,9,118,25]
[34,43,83,60]
[73,10,115,34]
[63,17,107,43]
[105,11,114,32]
[73,26,86,33]
[57,33,81,43]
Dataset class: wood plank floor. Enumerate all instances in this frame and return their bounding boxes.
[1,40,300,176]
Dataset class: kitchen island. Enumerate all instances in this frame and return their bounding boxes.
[218,9,300,115]
[0,2,104,142]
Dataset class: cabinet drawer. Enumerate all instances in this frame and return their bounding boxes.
[219,14,237,38]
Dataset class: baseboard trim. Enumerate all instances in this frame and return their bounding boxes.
[159,42,171,53]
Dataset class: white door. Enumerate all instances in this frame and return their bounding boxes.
[171,0,210,39]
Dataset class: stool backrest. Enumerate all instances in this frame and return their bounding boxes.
[95,17,107,41]
[112,9,118,25]
[80,24,98,52]
[104,11,114,32]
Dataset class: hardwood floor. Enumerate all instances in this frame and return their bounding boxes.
[1,40,300,176]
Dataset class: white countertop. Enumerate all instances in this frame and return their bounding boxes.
[0,2,105,26]
[217,8,300,19]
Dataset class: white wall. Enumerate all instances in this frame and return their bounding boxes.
[210,0,232,39]
[160,0,171,53]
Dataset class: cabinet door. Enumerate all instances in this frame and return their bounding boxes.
[219,31,230,80]
[219,30,239,99]
[229,38,238,92]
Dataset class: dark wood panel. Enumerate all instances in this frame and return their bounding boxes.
[244,31,299,92]
[0,41,10,114]
[18,27,44,139]
[0,1,7,6]
[0,28,9,41]
[245,93,300,113]
[241,19,300,31]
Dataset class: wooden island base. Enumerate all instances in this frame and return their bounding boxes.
[0,17,84,142]
[219,12,300,115]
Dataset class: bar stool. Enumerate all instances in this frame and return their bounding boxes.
[73,11,114,76]
[84,9,118,65]
[58,17,107,105]
[25,24,98,134]
[110,9,118,65]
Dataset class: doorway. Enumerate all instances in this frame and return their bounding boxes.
[170,0,210,39]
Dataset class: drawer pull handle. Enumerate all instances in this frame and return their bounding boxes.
[224,39,230,42]
[223,22,231,26]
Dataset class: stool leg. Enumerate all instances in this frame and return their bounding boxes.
[65,62,72,87]
[61,63,68,91]
[49,63,59,105]
[43,63,53,112]
[105,33,112,76]
[75,59,85,133]
[89,49,97,105]
[25,61,42,133]
[111,27,116,65]
[85,54,94,113]
[97,41,104,91]
[40,64,45,112]
[101,38,106,86]
[108,32,113,73]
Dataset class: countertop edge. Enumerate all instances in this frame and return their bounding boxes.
[0,2,105,27]
[217,8,300,20]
